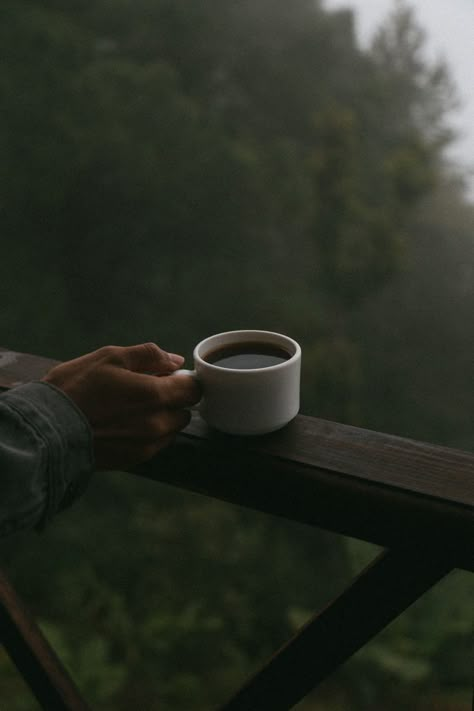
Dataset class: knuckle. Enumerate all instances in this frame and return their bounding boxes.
[154,417,170,439]
[148,411,189,439]
[144,342,165,360]
[98,345,122,363]
[146,414,168,439]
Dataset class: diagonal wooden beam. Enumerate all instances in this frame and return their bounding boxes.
[0,569,91,710]
[218,547,453,711]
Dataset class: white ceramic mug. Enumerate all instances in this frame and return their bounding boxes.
[176,330,301,435]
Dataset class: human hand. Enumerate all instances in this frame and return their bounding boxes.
[42,343,200,469]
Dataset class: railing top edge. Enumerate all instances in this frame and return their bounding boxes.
[180,412,474,511]
[1,347,473,513]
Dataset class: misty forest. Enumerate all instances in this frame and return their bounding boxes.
[0,1,473,709]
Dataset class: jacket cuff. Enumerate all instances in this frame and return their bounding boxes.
[3,381,94,525]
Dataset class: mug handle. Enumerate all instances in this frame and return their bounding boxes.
[173,369,197,378]
[171,369,200,411]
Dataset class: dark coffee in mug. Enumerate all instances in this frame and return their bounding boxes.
[203,341,291,370]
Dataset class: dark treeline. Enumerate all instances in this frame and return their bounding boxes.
[0,1,472,709]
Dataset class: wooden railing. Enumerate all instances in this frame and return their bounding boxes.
[0,347,473,710]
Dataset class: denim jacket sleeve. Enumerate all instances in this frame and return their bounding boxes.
[0,381,94,536]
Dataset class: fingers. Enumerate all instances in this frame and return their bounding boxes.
[93,409,191,469]
[95,408,192,440]
[153,373,201,409]
[126,371,200,410]
[43,341,199,472]
[99,343,185,375]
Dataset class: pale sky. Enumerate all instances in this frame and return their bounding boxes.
[323,0,474,200]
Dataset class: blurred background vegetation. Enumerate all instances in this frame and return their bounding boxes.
[0,0,472,708]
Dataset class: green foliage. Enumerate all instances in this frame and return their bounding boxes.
[339,569,474,710]
[1,0,472,709]
[40,619,127,702]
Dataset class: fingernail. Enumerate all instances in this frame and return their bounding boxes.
[168,353,185,366]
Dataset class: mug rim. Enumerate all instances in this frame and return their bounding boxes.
[194,329,301,374]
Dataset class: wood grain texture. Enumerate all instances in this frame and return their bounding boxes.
[2,348,473,569]
[139,425,473,571]
[181,413,474,509]
[2,348,472,507]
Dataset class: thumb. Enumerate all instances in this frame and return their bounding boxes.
[120,343,185,374]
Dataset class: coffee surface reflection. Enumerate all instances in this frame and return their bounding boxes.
[203,341,291,370]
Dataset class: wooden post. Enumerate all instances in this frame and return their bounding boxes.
[0,569,91,710]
